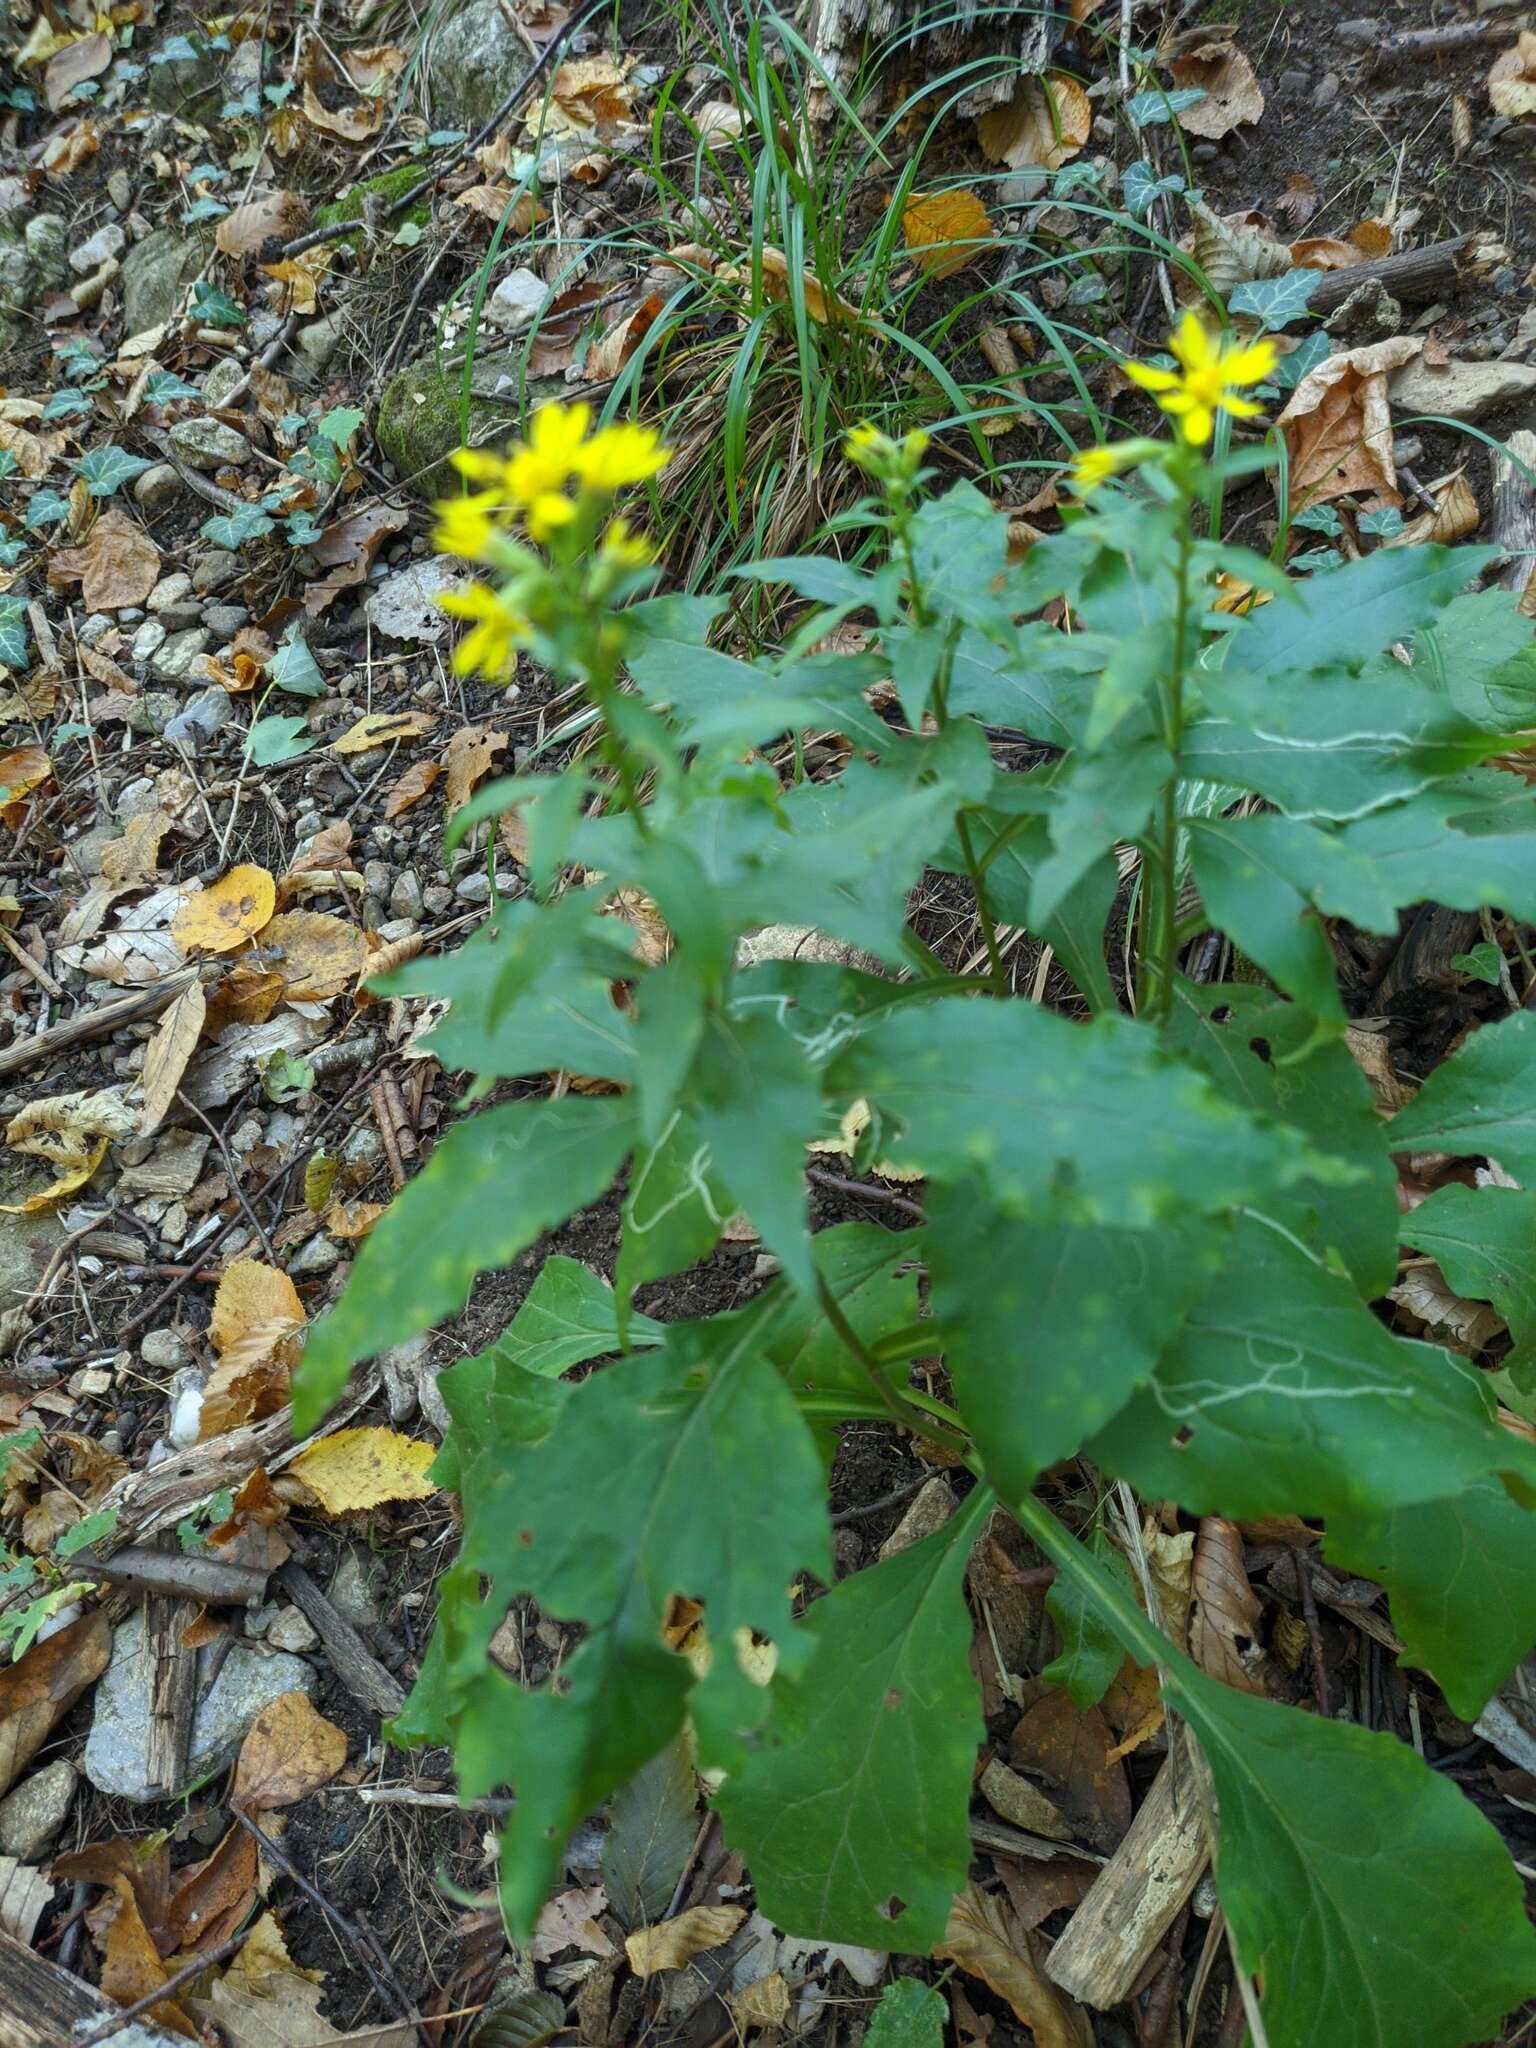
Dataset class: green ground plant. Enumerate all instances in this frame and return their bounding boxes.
[294,321,1536,2046]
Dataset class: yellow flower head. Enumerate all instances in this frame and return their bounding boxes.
[433,490,501,560]
[1067,436,1161,497]
[504,401,594,505]
[599,516,656,568]
[575,419,669,493]
[526,490,579,544]
[438,580,526,679]
[450,448,513,488]
[1123,313,1277,445]
[845,422,893,468]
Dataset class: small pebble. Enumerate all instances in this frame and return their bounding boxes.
[265,1607,320,1654]
[141,1326,193,1372]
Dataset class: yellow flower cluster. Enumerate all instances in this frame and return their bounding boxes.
[1124,312,1277,447]
[441,402,670,550]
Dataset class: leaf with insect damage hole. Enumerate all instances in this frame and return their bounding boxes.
[716,1483,989,1952]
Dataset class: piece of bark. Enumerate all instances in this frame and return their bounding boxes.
[0,967,200,1078]
[1337,15,1531,61]
[144,1582,197,1800]
[1491,428,1536,605]
[77,1545,271,1608]
[275,1560,405,1720]
[806,0,1052,113]
[1044,1726,1211,2010]
[1374,905,1481,1010]
[0,1925,185,2047]
[1307,234,1490,315]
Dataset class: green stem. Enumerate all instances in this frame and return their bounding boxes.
[954,811,1006,995]
[1149,520,1194,1025]
[814,1272,972,1461]
[1007,1488,1179,1676]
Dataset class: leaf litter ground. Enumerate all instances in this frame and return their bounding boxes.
[1,0,1536,2040]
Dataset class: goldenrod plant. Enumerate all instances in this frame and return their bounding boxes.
[297,358,1536,2048]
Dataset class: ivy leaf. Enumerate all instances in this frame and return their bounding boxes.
[143,368,201,404]
[1126,85,1208,126]
[497,1257,663,1378]
[267,632,325,696]
[202,506,275,549]
[0,599,28,671]
[716,1485,989,1951]
[1388,1011,1536,1181]
[76,445,154,498]
[827,1000,1333,1230]
[1227,544,1492,677]
[462,1313,831,1933]
[1400,1183,1536,1380]
[1267,328,1330,393]
[1122,159,1186,220]
[316,404,364,446]
[1327,1478,1536,1719]
[1227,269,1321,330]
[25,489,70,530]
[41,387,94,422]
[931,1187,1227,1487]
[295,1097,638,1430]
[1171,1655,1536,2048]
[1087,1218,1536,1519]
[190,280,246,328]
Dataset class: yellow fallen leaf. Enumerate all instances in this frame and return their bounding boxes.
[715,246,862,328]
[442,724,508,815]
[210,1258,305,1357]
[901,188,994,279]
[288,1427,438,1513]
[200,1258,306,1440]
[259,910,369,1002]
[139,978,207,1136]
[324,1199,387,1239]
[172,865,276,956]
[0,747,54,808]
[331,710,437,756]
[625,1905,746,1977]
[1,1087,135,1213]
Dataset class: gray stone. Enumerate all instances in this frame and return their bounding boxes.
[78,613,113,645]
[192,550,241,595]
[204,603,247,635]
[485,267,547,334]
[294,315,342,378]
[0,230,28,356]
[265,1607,319,1654]
[0,1199,64,1315]
[147,37,226,119]
[1313,71,1340,107]
[141,1326,193,1371]
[0,176,27,224]
[388,869,424,921]
[327,1549,381,1627]
[134,462,184,512]
[121,228,203,338]
[376,353,552,497]
[24,214,67,290]
[1389,356,1536,421]
[201,355,246,408]
[454,869,517,904]
[362,858,391,901]
[152,628,212,682]
[84,1610,315,1801]
[128,691,180,736]
[340,1125,384,1171]
[164,685,233,745]
[70,222,126,276]
[130,619,167,663]
[167,417,251,470]
[0,1759,77,1861]
[429,0,528,130]
[289,1233,342,1276]
[147,571,194,612]
[114,775,159,820]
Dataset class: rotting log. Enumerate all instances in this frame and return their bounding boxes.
[1491,427,1536,607]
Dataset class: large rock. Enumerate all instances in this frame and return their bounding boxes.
[0,1187,64,1301]
[1389,357,1536,423]
[121,229,204,339]
[0,228,29,357]
[0,1759,76,1861]
[376,354,566,495]
[83,1610,316,1802]
[428,0,527,131]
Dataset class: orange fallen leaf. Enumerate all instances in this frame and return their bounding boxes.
[901,188,994,279]
[172,865,276,955]
[48,510,161,611]
[232,1691,347,1811]
[288,1426,437,1513]
[0,1612,110,1799]
[442,724,508,815]
[0,747,54,808]
[301,79,381,142]
[103,1877,197,2037]
[324,1199,387,1239]
[937,1884,1092,2048]
[216,190,310,257]
[1,1087,136,1213]
[382,757,441,818]
[1275,335,1422,510]
[210,1258,304,1357]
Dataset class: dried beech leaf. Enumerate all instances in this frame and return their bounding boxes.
[1488,32,1536,119]
[259,910,369,1002]
[1170,43,1264,138]
[976,73,1090,169]
[1189,1515,1267,1695]
[232,1690,348,1810]
[624,1904,746,1976]
[901,188,995,279]
[936,1884,1092,2048]
[139,978,208,1136]
[1275,335,1423,510]
[0,1612,110,1798]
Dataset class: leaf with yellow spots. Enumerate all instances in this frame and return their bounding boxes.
[172,865,276,956]
[288,1426,438,1513]
[901,189,994,279]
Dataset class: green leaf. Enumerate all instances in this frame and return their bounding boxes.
[1087,1218,1536,1519]
[863,1977,947,2048]
[1388,1012,1536,1181]
[601,1732,698,1931]
[190,280,245,327]
[1327,1478,1536,1720]
[463,1314,830,1932]
[1337,781,1536,926]
[908,481,1009,629]
[686,1007,820,1291]
[260,1048,314,1102]
[617,1106,734,1301]
[1228,268,1321,329]
[247,714,315,766]
[499,1257,663,1378]
[1401,1183,1536,1379]
[295,1096,637,1431]
[762,1223,922,1402]
[316,404,364,446]
[1042,1520,1136,1708]
[943,625,1100,750]
[76,445,154,498]
[1225,544,1493,677]
[828,1000,1332,1229]
[935,1193,1228,1486]
[1167,985,1397,1295]
[964,809,1117,1012]
[55,1507,118,1559]
[268,632,325,696]
[1033,737,1172,924]
[1450,941,1505,985]
[202,506,275,549]
[1126,84,1208,126]
[716,1484,990,1951]
[0,600,28,671]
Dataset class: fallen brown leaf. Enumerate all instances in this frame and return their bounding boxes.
[625,1903,746,1976]
[1,1086,136,1212]
[0,1612,110,1798]
[331,709,437,756]
[101,809,173,888]
[1189,1515,1267,1695]
[382,758,441,818]
[1276,335,1422,510]
[216,190,310,257]
[1169,43,1264,138]
[976,74,1090,170]
[0,1855,53,1943]
[301,80,381,142]
[49,510,161,611]
[936,1884,1092,2048]
[1488,31,1536,118]
[442,724,508,815]
[901,188,994,279]
[232,1691,347,1811]
[1009,1691,1131,1852]
[0,746,54,806]
[44,30,111,112]
[163,1819,259,1952]
[103,1875,198,2037]
[139,978,208,1137]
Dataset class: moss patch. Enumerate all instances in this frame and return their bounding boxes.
[313,165,432,250]
[375,357,521,495]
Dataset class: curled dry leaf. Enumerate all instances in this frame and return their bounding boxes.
[624,1903,746,1976]
[0,746,54,807]
[0,1855,53,1944]
[103,1876,198,2038]
[1488,32,1536,119]
[260,249,331,315]
[1391,1259,1506,1353]
[163,1818,258,1953]
[1169,43,1264,138]
[1388,470,1481,547]
[232,1690,347,1811]
[200,1258,306,1441]
[139,977,208,1136]
[49,509,161,611]
[532,1884,616,1962]
[259,910,369,1002]
[172,865,277,956]
[1,1086,136,1212]
[331,709,437,756]
[715,245,861,328]
[301,79,381,142]
[545,53,643,142]
[443,724,509,815]
[1184,201,1291,295]
[901,188,994,279]
[43,30,112,112]
[0,1610,110,1798]
[100,808,174,887]
[1189,1515,1267,1695]
[587,292,665,380]
[936,1884,1092,2048]
[287,1426,437,1513]
[207,1467,291,1574]
[382,757,441,818]
[304,504,409,616]
[216,189,310,257]
[324,1199,387,1239]
[1275,335,1422,510]
[976,73,1090,170]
